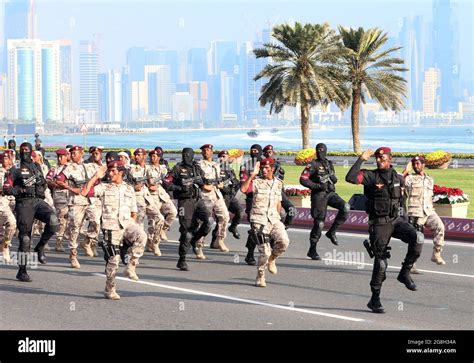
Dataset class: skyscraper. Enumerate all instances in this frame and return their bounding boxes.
[422,67,441,114]
[79,40,100,119]
[0,73,7,119]
[57,39,73,121]
[41,41,60,121]
[187,48,207,82]
[189,81,207,122]
[98,70,122,122]
[171,92,193,121]
[144,65,173,116]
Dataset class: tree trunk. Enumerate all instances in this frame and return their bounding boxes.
[351,87,362,153]
[300,103,311,149]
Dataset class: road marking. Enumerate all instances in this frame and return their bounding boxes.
[93,273,365,323]
[165,239,474,279]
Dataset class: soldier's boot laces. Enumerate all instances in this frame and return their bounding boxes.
[104,287,121,300]
[16,266,32,282]
[325,230,339,246]
[69,249,81,269]
[125,260,139,281]
[307,243,321,260]
[228,225,240,239]
[431,246,446,265]
[177,257,188,271]
[55,239,65,252]
[153,242,162,257]
[81,239,94,257]
[367,292,385,314]
[267,255,278,274]
[3,241,11,263]
[245,248,256,266]
[397,265,418,291]
[255,271,266,287]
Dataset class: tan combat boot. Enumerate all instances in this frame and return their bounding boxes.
[44,242,51,251]
[80,238,94,257]
[215,238,229,253]
[153,242,162,257]
[91,244,99,257]
[3,241,11,263]
[160,229,168,242]
[69,249,81,269]
[431,246,446,265]
[255,271,266,287]
[267,255,278,274]
[55,238,65,252]
[146,239,154,253]
[194,240,206,260]
[124,258,139,281]
[104,282,121,300]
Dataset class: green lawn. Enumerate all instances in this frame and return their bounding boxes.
[282,165,474,218]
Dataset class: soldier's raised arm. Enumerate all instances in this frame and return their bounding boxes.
[345,149,374,185]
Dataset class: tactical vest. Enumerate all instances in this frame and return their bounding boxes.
[17,163,46,199]
[308,159,335,193]
[364,169,401,219]
[174,162,201,200]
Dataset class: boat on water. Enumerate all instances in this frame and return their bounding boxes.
[247,129,259,138]
[271,128,278,133]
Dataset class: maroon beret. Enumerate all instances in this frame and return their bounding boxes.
[260,158,275,167]
[263,145,274,152]
[200,144,213,150]
[218,150,229,158]
[55,148,68,156]
[411,155,426,164]
[70,145,83,152]
[374,147,391,157]
[133,148,146,155]
[107,160,125,170]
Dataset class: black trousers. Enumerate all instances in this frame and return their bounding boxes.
[177,198,210,257]
[212,194,242,240]
[309,192,348,243]
[369,216,422,292]
[281,192,296,226]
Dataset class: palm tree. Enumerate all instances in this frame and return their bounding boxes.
[254,22,350,149]
[338,26,408,153]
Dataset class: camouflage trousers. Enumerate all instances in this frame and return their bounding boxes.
[254,221,290,275]
[66,203,101,250]
[53,201,69,243]
[160,199,178,231]
[197,191,229,248]
[419,212,445,248]
[146,195,165,244]
[104,223,147,292]
[0,201,16,246]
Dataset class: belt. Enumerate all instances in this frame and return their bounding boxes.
[369,216,397,225]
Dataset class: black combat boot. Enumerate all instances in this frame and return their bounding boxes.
[244,246,256,265]
[228,225,240,239]
[209,229,219,249]
[34,244,47,265]
[367,289,385,313]
[325,229,339,246]
[397,263,417,291]
[307,243,321,260]
[16,265,32,282]
[176,256,188,271]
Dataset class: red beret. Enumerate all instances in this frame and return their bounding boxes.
[200,144,213,150]
[260,158,275,167]
[31,151,37,158]
[134,148,146,155]
[89,146,103,153]
[107,160,125,170]
[263,145,274,152]
[149,149,160,156]
[218,150,228,158]
[70,145,83,152]
[55,148,68,156]
[374,147,391,157]
[3,149,14,156]
[411,155,426,163]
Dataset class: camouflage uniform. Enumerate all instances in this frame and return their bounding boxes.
[405,173,446,264]
[197,159,230,252]
[92,182,147,300]
[0,165,17,262]
[250,177,289,287]
[32,163,54,239]
[146,163,176,255]
[60,161,100,266]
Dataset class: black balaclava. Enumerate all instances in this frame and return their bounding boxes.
[20,142,33,164]
[316,143,328,160]
[182,148,194,166]
[8,139,16,150]
[250,144,263,162]
[105,151,119,162]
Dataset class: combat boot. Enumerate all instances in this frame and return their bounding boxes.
[146,239,154,253]
[245,246,256,265]
[91,244,99,257]
[69,249,81,269]
[431,246,446,265]
[215,238,229,253]
[307,243,321,260]
[34,244,47,265]
[44,242,51,251]
[153,242,162,257]
[124,258,139,281]
[210,229,219,249]
[255,271,266,287]
[55,238,65,252]
[2,241,11,263]
[410,263,422,275]
[367,290,385,313]
[397,263,417,291]
[228,225,240,239]
[16,265,32,282]
[177,256,188,271]
[325,229,339,246]
[80,238,94,257]
[267,255,278,274]
[194,245,206,260]
[104,288,121,300]
[160,229,168,242]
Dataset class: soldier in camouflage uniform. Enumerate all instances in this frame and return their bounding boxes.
[146,149,177,256]
[404,156,446,265]
[196,144,230,256]
[81,161,147,300]
[0,152,17,263]
[45,148,70,252]
[240,158,290,287]
[55,146,101,268]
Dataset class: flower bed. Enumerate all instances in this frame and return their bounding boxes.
[433,185,469,205]
[284,185,311,207]
[425,150,452,169]
[294,148,315,165]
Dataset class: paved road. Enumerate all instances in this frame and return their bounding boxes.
[0,224,472,330]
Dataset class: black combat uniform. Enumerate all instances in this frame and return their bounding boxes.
[345,148,423,313]
[3,142,59,282]
[299,143,349,260]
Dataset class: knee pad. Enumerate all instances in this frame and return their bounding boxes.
[49,214,60,233]
[318,221,325,230]
[416,231,425,245]
[343,203,351,214]
[20,235,31,250]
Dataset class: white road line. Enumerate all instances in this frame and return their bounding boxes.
[93,273,365,323]
[165,239,474,279]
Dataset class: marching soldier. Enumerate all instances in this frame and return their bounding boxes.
[403,156,446,265]
[163,148,211,271]
[197,144,230,256]
[345,147,423,313]
[45,148,70,252]
[0,152,17,263]
[146,149,177,255]
[81,161,147,300]
[55,146,101,268]
[300,143,350,260]
[240,158,290,287]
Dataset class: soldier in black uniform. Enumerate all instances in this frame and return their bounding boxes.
[3,142,59,282]
[240,144,263,265]
[345,147,423,313]
[299,143,349,260]
[210,150,242,242]
[263,145,296,228]
[163,148,211,271]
